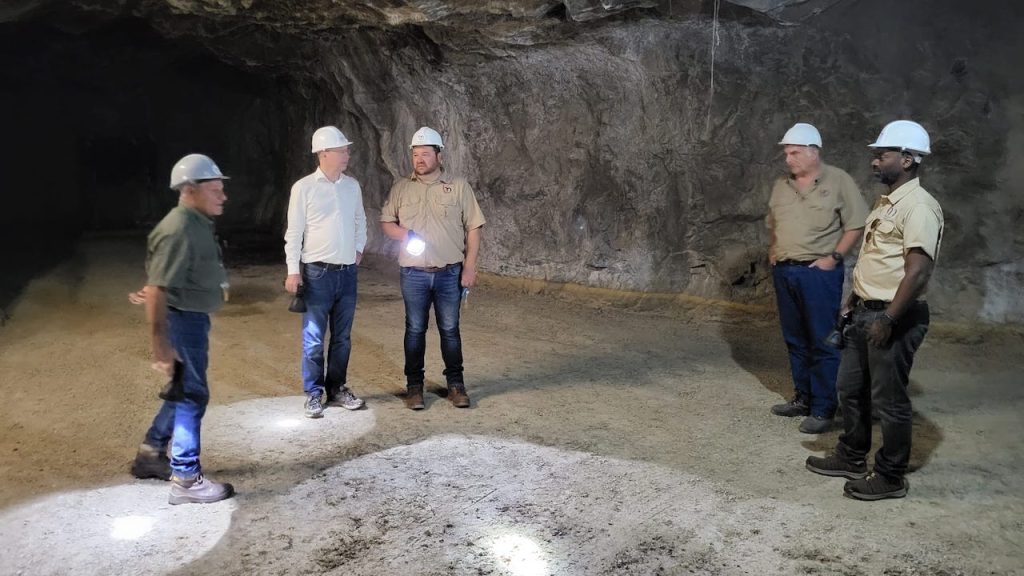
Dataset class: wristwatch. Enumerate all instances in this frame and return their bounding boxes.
[830,251,844,262]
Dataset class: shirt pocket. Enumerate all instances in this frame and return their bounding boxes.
[865,218,898,252]
[397,196,422,222]
[435,189,461,220]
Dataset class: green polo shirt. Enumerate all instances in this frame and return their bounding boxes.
[146,203,226,313]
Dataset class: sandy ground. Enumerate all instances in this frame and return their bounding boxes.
[0,235,1022,576]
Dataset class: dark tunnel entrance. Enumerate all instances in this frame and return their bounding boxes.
[0,16,298,311]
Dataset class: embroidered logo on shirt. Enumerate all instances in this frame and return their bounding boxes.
[884,205,898,219]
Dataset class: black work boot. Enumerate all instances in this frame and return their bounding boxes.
[805,453,869,480]
[771,394,811,417]
[844,473,908,501]
[448,384,470,408]
[168,474,234,505]
[405,385,425,410]
[130,444,171,481]
[799,415,835,434]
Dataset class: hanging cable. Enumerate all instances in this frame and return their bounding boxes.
[704,0,721,137]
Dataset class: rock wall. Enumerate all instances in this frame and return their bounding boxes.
[4,0,1022,322]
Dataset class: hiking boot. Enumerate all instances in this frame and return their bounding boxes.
[405,385,425,410]
[799,415,834,434]
[448,385,470,408]
[771,395,810,417]
[304,394,324,418]
[168,474,234,505]
[326,387,365,410]
[844,473,908,501]
[805,453,868,480]
[130,444,171,481]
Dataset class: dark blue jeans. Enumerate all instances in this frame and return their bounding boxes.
[400,264,464,388]
[836,302,929,480]
[772,263,844,417]
[301,262,358,397]
[143,309,211,479]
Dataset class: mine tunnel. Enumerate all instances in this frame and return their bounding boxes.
[1,1,1023,575]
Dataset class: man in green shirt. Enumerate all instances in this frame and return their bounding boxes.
[129,153,234,505]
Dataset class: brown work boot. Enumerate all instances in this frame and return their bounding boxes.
[405,385,425,410]
[168,474,234,505]
[130,443,171,481]
[448,384,470,408]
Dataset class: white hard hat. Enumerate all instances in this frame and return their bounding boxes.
[311,126,353,153]
[410,126,444,149]
[169,154,229,190]
[869,120,931,161]
[778,123,823,148]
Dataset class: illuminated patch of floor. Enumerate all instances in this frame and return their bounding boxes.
[201,396,377,465]
[227,435,806,575]
[0,483,234,576]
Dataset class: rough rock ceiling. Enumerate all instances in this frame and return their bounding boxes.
[3,0,846,32]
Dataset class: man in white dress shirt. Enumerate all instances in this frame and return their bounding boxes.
[284,126,367,418]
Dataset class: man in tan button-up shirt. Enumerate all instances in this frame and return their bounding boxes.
[767,123,869,435]
[381,126,485,410]
[806,120,943,501]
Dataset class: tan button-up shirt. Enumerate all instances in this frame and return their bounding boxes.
[380,173,486,268]
[767,164,869,261]
[852,178,943,301]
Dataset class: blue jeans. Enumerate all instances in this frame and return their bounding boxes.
[836,302,929,480]
[400,264,464,388]
[301,262,358,397]
[772,262,844,417]
[143,309,211,479]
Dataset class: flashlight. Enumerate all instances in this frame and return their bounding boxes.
[406,230,426,256]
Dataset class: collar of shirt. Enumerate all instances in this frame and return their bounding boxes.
[314,167,347,184]
[881,177,921,206]
[408,172,452,185]
[176,201,214,226]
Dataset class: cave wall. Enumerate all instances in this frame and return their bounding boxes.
[4,0,1022,323]
[277,0,1022,322]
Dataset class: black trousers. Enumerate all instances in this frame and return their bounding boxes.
[835,301,929,480]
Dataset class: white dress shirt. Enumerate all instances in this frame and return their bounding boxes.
[284,168,367,275]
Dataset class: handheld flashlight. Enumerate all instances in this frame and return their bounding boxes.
[406,230,426,256]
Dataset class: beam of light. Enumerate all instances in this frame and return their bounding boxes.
[490,534,548,576]
[110,515,156,541]
[275,418,303,429]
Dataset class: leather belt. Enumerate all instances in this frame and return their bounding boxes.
[306,261,353,271]
[408,264,460,273]
[859,300,889,310]
[775,259,815,266]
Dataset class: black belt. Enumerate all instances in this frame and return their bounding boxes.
[859,300,889,310]
[306,261,353,271]
[408,264,460,273]
[776,259,815,266]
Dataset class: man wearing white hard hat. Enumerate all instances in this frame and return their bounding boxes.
[380,126,485,410]
[806,120,943,501]
[129,153,235,505]
[284,126,368,418]
[767,123,869,434]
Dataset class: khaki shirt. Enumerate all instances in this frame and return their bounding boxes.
[852,178,943,302]
[767,164,869,261]
[146,203,226,313]
[380,174,486,268]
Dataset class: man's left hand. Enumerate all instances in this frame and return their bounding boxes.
[461,264,477,288]
[809,255,837,271]
[867,320,892,348]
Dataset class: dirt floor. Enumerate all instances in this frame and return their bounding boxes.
[0,235,1022,576]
